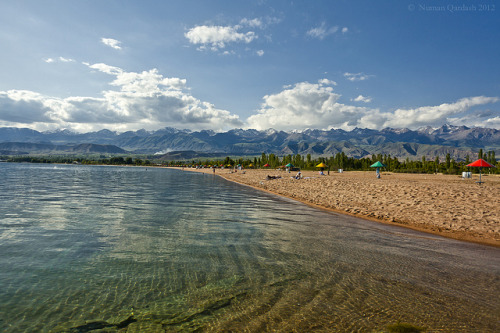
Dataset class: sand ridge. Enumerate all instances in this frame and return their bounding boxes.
[179,168,500,247]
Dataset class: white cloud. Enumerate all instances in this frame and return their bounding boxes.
[246,79,368,131]
[0,63,243,132]
[0,90,53,124]
[364,96,499,129]
[307,22,347,40]
[447,112,500,129]
[344,72,374,81]
[246,79,499,131]
[256,50,264,56]
[318,78,337,86]
[483,116,500,128]
[88,63,123,75]
[44,57,75,63]
[239,18,262,28]
[58,57,75,62]
[185,25,257,51]
[352,95,372,103]
[342,27,348,34]
[101,38,122,50]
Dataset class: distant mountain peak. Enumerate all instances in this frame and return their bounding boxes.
[43,128,77,135]
[382,127,411,134]
[0,124,498,159]
[264,128,278,135]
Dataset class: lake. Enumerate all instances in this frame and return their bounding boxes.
[0,163,498,332]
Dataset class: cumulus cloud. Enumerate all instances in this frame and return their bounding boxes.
[307,22,347,40]
[101,38,122,50]
[361,96,499,129]
[0,90,54,124]
[256,50,264,56]
[352,95,372,103]
[246,79,499,131]
[344,72,374,81]
[0,63,243,132]
[185,24,257,51]
[447,111,500,129]
[246,79,368,131]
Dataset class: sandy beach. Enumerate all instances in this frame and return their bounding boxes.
[178,167,500,247]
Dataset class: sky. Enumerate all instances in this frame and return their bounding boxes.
[0,0,499,133]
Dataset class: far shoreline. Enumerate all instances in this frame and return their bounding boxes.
[174,166,500,248]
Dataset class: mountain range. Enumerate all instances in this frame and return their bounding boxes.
[0,125,498,160]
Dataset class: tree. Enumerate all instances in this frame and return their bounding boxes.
[223,156,234,166]
[478,148,483,160]
[446,153,451,170]
[434,156,440,172]
[261,153,268,165]
[110,156,125,165]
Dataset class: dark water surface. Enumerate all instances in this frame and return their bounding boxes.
[0,163,498,332]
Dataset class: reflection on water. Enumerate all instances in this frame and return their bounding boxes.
[0,163,498,332]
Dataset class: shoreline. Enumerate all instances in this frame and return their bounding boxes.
[175,167,500,248]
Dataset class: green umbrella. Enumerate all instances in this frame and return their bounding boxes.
[285,163,294,167]
[370,161,386,178]
[370,161,386,168]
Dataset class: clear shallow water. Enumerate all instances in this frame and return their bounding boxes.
[0,163,499,332]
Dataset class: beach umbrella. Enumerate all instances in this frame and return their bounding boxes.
[370,161,386,178]
[370,161,386,168]
[466,158,495,184]
[263,163,270,167]
[316,162,327,174]
[249,163,254,168]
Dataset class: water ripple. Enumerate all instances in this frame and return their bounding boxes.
[0,163,498,332]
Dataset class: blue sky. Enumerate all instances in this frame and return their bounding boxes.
[0,0,499,132]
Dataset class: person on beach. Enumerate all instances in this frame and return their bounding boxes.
[295,171,302,179]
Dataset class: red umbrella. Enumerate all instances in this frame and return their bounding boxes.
[466,158,495,184]
[466,159,494,168]
[263,163,270,167]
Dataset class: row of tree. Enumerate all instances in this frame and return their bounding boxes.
[3,150,498,174]
[3,156,154,166]
[164,150,499,175]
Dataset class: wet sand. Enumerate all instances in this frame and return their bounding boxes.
[177,167,500,247]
